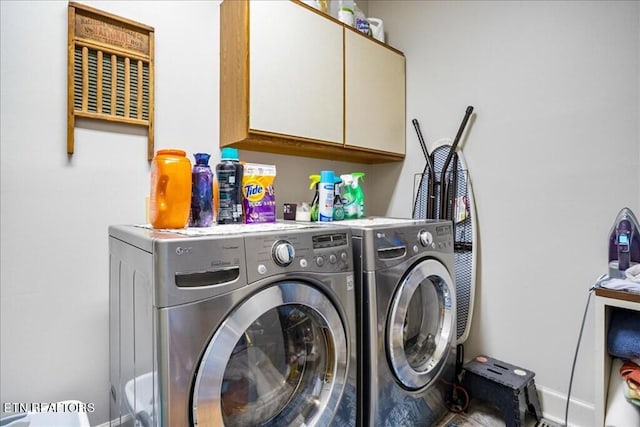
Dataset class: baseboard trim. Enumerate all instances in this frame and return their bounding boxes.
[96,389,594,427]
[94,414,133,427]
[537,384,595,427]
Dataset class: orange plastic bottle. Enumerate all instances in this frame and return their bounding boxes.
[149,149,192,229]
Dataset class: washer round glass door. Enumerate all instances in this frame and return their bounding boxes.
[387,258,455,390]
[192,282,347,426]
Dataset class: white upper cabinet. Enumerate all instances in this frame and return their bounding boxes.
[220,0,406,163]
[249,1,343,145]
[345,29,406,155]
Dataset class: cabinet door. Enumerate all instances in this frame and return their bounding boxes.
[345,30,405,155]
[249,1,343,145]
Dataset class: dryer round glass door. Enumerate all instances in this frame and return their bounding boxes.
[387,258,455,390]
[192,282,348,427]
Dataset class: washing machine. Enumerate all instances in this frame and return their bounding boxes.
[108,223,357,427]
[345,218,457,427]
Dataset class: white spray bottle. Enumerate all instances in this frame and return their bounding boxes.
[318,170,335,222]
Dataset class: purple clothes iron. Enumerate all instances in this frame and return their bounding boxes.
[609,207,640,278]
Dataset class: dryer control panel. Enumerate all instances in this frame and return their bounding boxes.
[245,230,353,283]
[361,223,453,271]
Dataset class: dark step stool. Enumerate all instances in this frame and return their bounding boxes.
[461,355,543,427]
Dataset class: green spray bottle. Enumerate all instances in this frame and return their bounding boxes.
[341,174,358,219]
[309,174,321,221]
[352,172,365,218]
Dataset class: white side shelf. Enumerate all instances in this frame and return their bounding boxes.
[594,287,640,427]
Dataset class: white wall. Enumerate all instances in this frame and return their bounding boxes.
[0,1,368,425]
[369,1,640,425]
[0,2,215,425]
[2,1,639,426]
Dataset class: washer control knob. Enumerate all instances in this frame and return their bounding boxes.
[340,251,349,262]
[300,258,308,268]
[272,241,295,267]
[257,264,267,275]
[329,254,337,264]
[316,256,324,267]
[418,230,433,247]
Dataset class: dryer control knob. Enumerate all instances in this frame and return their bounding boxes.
[418,230,433,247]
[272,241,295,267]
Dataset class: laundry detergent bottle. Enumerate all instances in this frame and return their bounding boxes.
[149,149,192,229]
[216,147,244,224]
[318,170,335,222]
[189,153,214,227]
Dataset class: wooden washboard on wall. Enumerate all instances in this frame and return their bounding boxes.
[68,2,155,160]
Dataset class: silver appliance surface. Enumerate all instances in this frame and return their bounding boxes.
[137,220,321,235]
[109,224,357,427]
[347,218,457,427]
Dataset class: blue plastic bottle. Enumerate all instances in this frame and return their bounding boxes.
[190,153,214,227]
[318,170,335,222]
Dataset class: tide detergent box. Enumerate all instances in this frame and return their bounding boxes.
[242,163,276,223]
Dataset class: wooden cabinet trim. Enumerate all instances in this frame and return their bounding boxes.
[222,132,405,164]
[220,0,250,145]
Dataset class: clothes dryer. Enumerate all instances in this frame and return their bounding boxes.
[108,223,357,427]
[344,218,457,427]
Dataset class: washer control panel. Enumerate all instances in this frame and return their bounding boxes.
[245,230,352,283]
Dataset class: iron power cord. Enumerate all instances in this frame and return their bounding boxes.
[564,274,608,427]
